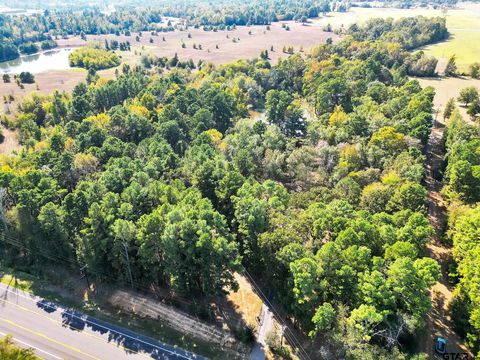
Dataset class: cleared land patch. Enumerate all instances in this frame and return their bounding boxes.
[417,76,480,119]
[57,19,339,66]
[0,68,116,116]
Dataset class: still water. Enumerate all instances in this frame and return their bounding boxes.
[0,48,74,74]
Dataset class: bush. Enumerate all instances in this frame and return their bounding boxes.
[19,72,35,84]
[18,42,39,55]
[469,63,480,79]
[41,39,58,51]
[266,330,292,359]
[233,324,256,344]
[0,335,39,359]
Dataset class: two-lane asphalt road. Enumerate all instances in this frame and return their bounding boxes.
[0,282,203,360]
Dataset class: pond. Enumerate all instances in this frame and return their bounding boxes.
[0,48,74,74]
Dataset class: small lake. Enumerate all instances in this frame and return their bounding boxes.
[0,48,74,74]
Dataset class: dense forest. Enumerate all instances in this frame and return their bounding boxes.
[0,16,451,359]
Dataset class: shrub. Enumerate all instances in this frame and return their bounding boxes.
[18,42,39,55]
[19,72,35,84]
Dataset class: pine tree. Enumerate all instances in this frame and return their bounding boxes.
[470,63,480,79]
[444,55,458,77]
[443,98,456,120]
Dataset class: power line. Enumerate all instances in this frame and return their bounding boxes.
[0,228,234,324]
[242,268,310,359]
[0,230,149,291]
[241,266,311,360]
[1,226,311,359]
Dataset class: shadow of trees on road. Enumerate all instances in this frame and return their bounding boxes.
[58,308,202,359]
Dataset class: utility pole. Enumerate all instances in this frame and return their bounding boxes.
[280,324,286,346]
[123,242,134,289]
[80,265,90,289]
[0,187,8,229]
[433,107,439,128]
[0,188,9,260]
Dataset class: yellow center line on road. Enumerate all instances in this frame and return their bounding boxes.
[0,298,151,359]
[0,300,58,324]
[0,316,100,360]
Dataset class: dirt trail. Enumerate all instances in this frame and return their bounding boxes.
[420,112,471,358]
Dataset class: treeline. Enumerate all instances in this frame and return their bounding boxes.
[0,16,445,358]
[441,108,480,356]
[160,0,331,25]
[369,0,458,8]
[348,16,448,50]
[0,9,162,62]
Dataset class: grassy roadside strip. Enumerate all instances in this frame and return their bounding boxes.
[0,265,231,359]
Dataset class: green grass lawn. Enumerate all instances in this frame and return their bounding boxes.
[422,7,480,72]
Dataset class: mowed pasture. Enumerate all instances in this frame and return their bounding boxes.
[310,3,480,73]
[57,19,339,66]
[422,3,480,73]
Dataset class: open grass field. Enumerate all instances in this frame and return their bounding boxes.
[57,18,340,66]
[422,3,480,73]
[0,127,21,154]
[1,69,86,116]
[0,67,116,153]
[311,2,480,73]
